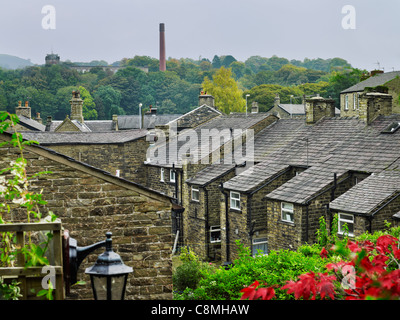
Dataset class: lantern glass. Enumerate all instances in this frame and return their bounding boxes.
[91,274,128,300]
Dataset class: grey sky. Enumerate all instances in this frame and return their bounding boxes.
[1,0,399,71]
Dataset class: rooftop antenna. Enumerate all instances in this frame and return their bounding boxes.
[374,61,381,70]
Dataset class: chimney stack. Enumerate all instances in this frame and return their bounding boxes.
[199,91,215,108]
[69,90,84,123]
[305,95,335,124]
[15,100,31,119]
[159,23,166,71]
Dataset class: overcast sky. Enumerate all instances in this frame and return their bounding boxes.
[1,0,399,71]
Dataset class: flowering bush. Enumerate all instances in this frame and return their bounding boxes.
[240,234,400,300]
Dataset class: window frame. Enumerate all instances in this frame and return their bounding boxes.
[345,94,349,110]
[191,186,200,202]
[338,213,354,236]
[230,191,241,210]
[281,202,294,223]
[252,237,268,256]
[160,168,164,182]
[170,169,176,183]
[210,225,221,243]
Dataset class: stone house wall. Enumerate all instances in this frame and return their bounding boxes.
[48,138,149,184]
[0,135,173,300]
[265,171,359,252]
[185,169,236,261]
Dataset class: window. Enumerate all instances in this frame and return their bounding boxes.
[345,94,349,110]
[210,226,221,243]
[252,237,268,256]
[170,169,176,183]
[191,187,200,202]
[338,213,354,236]
[281,202,294,223]
[230,191,240,210]
[160,168,164,182]
[353,93,357,110]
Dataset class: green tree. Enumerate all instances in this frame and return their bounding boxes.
[212,55,222,69]
[202,67,246,114]
[93,85,123,119]
[78,86,97,120]
[244,84,303,112]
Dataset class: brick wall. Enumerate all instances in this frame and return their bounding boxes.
[0,137,173,300]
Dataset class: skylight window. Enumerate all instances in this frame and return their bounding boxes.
[381,122,400,134]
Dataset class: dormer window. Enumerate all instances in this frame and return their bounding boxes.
[345,95,349,110]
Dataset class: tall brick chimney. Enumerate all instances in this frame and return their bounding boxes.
[159,23,166,72]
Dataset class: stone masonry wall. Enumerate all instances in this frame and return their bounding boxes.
[0,141,173,300]
[49,138,149,185]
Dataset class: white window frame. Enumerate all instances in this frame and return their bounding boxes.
[252,237,268,256]
[281,202,294,223]
[338,213,354,236]
[230,191,241,210]
[353,93,357,110]
[345,94,349,110]
[160,168,164,182]
[210,225,221,243]
[191,186,200,202]
[357,93,360,110]
[170,169,176,183]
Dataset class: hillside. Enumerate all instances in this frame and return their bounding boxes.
[0,54,34,70]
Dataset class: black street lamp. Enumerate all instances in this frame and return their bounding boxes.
[85,232,133,300]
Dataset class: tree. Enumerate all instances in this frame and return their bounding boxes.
[78,86,97,120]
[202,67,246,114]
[93,85,123,119]
[212,55,222,69]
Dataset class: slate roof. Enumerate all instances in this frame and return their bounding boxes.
[118,114,182,130]
[329,171,400,215]
[21,129,148,145]
[225,114,400,204]
[18,115,46,131]
[341,71,400,94]
[223,161,290,193]
[186,163,236,187]
[146,113,274,168]
[278,104,340,116]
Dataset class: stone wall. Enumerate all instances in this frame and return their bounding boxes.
[265,171,359,252]
[48,138,149,184]
[0,136,173,300]
[340,91,393,124]
[185,169,236,261]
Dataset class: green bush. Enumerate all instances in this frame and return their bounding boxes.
[174,241,332,300]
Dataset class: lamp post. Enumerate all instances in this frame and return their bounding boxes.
[245,94,250,117]
[85,232,133,300]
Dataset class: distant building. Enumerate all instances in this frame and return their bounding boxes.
[340,70,400,115]
[270,94,340,119]
[45,53,60,65]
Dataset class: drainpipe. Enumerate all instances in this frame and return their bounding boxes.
[204,187,210,260]
[219,182,230,263]
[247,193,254,254]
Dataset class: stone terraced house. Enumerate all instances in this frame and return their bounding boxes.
[218,93,400,262]
[0,131,175,300]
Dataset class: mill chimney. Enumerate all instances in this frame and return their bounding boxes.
[159,23,166,71]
